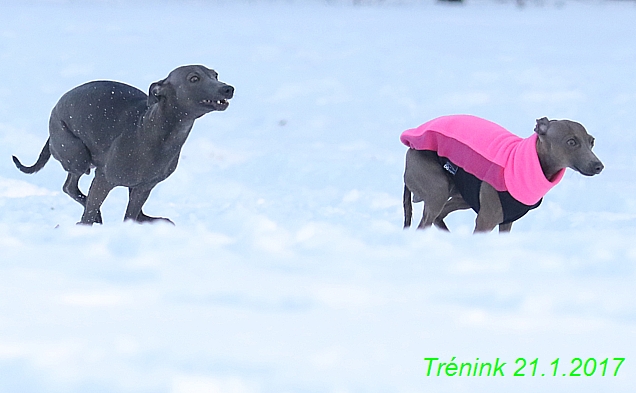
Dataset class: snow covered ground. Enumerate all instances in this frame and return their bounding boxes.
[1,0,635,392]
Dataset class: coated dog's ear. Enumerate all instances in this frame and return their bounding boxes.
[534,117,550,136]
[148,78,167,106]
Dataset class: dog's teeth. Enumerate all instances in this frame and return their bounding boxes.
[201,99,227,106]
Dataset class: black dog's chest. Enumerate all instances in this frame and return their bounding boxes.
[104,144,179,187]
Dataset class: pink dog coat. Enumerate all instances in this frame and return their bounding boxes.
[401,115,564,205]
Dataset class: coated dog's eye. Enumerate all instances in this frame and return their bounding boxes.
[567,138,578,147]
[590,137,595,148]
[189,75,200,83]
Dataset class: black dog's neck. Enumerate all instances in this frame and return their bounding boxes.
[143,102,196,148]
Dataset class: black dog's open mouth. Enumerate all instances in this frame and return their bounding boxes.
[200,98,230,111]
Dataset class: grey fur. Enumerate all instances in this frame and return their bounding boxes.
[13,65,234,225]
[403,118,604,233]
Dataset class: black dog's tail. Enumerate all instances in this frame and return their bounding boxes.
[403,184,412,229]
[13,138,51,174]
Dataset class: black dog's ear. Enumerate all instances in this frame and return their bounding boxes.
[207,67,219,80]
[534,117,550,136]
[148,78,167,106]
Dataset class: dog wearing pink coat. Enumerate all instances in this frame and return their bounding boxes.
[401,115,603,233]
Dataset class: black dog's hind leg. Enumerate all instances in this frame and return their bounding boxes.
[125,187,174,225]
[79,172,114,225]
[63,173,102,224]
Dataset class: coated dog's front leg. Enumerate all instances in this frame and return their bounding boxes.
[474,182,504,233]
[80,172,114,225]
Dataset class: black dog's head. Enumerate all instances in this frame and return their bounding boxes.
[148,65,234,117]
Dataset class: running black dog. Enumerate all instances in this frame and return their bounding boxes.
[13,65,234,225]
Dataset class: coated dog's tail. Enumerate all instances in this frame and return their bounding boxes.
[403,184,412,229]
[13,138,51,174]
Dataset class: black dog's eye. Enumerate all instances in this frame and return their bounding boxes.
[189,75,200,83]
[567,138,578,147]
[590,137,595,148]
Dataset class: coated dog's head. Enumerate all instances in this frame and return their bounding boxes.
[534,117,604,176]
[148,65,234,117]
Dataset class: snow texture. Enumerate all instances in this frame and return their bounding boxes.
[0,0,635,392]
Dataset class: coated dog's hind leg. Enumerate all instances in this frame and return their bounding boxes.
[404,149,454,230]
[418,195,448,229]
[434,193,471,231]
[80,172,114,225]
[415,175,453,230]
[125,187,174,225]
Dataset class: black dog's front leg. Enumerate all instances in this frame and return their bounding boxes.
[136,210,174,225]
[125,187,174,225]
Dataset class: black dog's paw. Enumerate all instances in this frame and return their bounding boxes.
[132,212,175,226]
